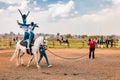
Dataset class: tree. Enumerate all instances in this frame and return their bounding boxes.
[65,34,72,38]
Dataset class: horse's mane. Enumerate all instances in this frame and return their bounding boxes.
[34,36,44,46]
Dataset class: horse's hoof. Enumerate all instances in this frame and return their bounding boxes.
[21,64,24,66]
[16,63,19,67]
[37,66,40,69]
[37,65,40,69]
[16,65,19,67]
[26,65,30,67]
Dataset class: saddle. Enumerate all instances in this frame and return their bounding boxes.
[20,40,35,55]
[20,41,27,47]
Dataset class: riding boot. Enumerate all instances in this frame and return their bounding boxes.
[30,48,32,55]
[26,48,32,55]
[26,48,30,53]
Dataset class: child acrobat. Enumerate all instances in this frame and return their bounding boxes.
[18,9,30,24]
[27,22,39,49]
[17,20,30,42]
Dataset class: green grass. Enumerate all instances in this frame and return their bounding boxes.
[0,38,15,49]
[0,38,119,49]
[48,39,89,48]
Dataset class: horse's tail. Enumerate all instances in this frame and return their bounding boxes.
[10,48,18,61]
[10,41,20,61]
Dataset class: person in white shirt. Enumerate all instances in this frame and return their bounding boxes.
[27,22,38,49]
[17,20,30,42]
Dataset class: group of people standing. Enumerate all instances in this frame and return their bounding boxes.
[88,38,114,59]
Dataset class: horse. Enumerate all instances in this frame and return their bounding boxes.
[10,36,47,69]
[57,38,69,47]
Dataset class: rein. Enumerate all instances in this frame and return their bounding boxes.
[47,49,88,60]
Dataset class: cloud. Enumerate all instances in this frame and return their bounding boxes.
[0,0,29,11]
[7,6,17,11]
[19,0,29,10]
[38,1,120,35]
[0,9,3,13]
[34,7,40,11]
[42,0,47,2]
[48,0,74,18]
[75,5,120,35]
[112,0,120,5]
[33,1,37,6]
[0,0,21,4]
[0,0,120,35]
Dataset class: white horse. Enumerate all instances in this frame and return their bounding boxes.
[10,36,47,69]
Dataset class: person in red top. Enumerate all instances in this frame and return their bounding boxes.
[88,38,96,59]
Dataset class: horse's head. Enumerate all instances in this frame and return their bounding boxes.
[43,36,48,46]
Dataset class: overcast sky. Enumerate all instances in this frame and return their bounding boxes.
[0,0,120,35]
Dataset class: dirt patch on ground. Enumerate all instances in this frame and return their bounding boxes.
[0,48,120,80]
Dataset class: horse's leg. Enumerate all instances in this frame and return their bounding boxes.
[34,53,40,69]
[16,49,21,67]
[60,41,62,45]
[10,48,18,61]
[58,40,61,45]
[27,55,34,67]
[19,52,25,65]
[66,42,69,47]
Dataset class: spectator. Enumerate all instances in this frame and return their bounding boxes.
[88,38,96,59]
[100,37,104,48]
[110,39,113,48]
[105,39,109,48]
[118,39,120,48]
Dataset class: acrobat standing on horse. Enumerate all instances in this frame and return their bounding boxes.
[27,22,39,53]
[18,9,30,24]
[17,9,30,43]
[17,20,30,42]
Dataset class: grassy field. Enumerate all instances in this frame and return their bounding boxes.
[0,38,119,49]
[48,39,89,48]
[0,38,88,49]
[0,38,15,49]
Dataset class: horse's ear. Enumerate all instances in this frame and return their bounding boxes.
[43,36,48,40]
[45,36,48,40]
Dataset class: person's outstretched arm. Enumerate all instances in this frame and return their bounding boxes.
[17,20,22,28]
[26,11,30,17]
[18,9,22,16]
[33,23,39,28]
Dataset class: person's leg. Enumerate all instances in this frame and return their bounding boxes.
[23,31,29,42]
[26,32,29,40]
[42,49,52,67]
[28,32,34,48]
[107,43,109,48]
[92,48,95,59]
[42,50,50,65]
[89,48,91,59]
[38,50,43,64]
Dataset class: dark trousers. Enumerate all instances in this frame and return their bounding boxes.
[89,48,95,59]
[38,48,50,66]
[28,32,34,48]
[23,31,29,42]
